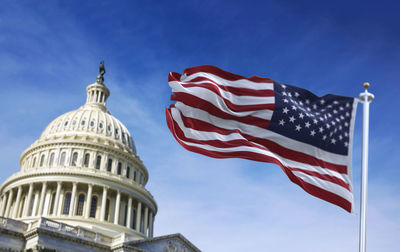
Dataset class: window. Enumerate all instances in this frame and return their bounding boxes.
[126,166,130,178]
[131,209,135,229]
[90,121,95,127]
[133,170,137,182]
[123,204,128,226]
[71,152,78,166]
[19,197,25,217]
[81,120,85,126]
[40,154,45,167]
[49,192,56,215]
[28,197,35,216]
[63,193,71,215]
[96,155,102,169]
[107,158,112,172]
[60,152,66,166]
[122,132,126,143]
[105,198,110,221]
[117,162,122,175]
[90,196,97,218]
[64,121,68,126]
[32,157,36,168]
[49,153,55,167]
[99,123,103,129]
[84,153,90,167]
[76,194,85,216]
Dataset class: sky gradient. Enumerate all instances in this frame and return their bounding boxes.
[0,1,399,251]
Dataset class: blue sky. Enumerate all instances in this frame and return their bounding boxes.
[0,0,399,251]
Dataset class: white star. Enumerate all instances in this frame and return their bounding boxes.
[331,138,336,144]
[327,104,332,108]
[288,92,292,97]
[333,109,338,114]
[295,124,302,131]
[331,121,336,126]
[281,84,287,89]
[313,104,317,109]
[291,105,297,111]
[289,116,295,123]
[326,124,331,129]
[339,135,343,140]
[306,107,311,111]
[346,103,350,107]
[294,92,300,97]
[283,98,289,103]
[299,101,303,106]
[279,119,285,126]
[335,118,340,122]
[345,112,350,117]
[322,135,327,140]
[320,99,325,105]
[333,100,339,104]
[339,106,344,111]
[282,91,287,96]
[299,113,304,119]
[313,119,318,124]
[319,127,324,133]
[329,131,334,136]
[282,107,289,114]
[305,99,310,104]
[319,117,324,121]
[310,130,316,136]
[345,132,348,137]
[340,115,345,120]
[344,142,349,147]
[344,122,349,127]
[339,125,343,130]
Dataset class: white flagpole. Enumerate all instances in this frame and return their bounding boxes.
[358,82,374,252]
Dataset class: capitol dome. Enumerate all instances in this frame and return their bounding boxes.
[0,64,157,239]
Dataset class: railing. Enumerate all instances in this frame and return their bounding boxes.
[38,217,112,245]
[0,216,29,232]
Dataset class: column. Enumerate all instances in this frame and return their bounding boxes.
[84,184,93,219]
[114,190,121,225]
[69,182,77,217]
[149,212,154,238]
[12,186,22,218]
[38,182,47,216]
[126,197,132,228]
[54,182,62,216]
[100,187,108,221]
[0,193,8,216]
[143,206,149,235]
[23,184,33,217]
[135,201,142,232]
[5,190,14,218]
[32,191,40,216]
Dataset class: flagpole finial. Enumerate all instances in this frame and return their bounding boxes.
[363,82,370,89]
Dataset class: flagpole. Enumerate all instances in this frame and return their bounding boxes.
[358,82,374,252]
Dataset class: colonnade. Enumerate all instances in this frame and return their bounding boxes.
[0,181,155,237]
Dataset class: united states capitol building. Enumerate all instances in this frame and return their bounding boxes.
[0,64,200,252]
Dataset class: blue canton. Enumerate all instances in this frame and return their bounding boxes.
[268,82,355,155]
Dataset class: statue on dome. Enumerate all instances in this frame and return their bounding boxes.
[96,61,106,84]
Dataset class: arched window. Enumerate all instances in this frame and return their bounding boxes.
[96,155,102,169]
[107,158,113,172]
[126,166,130,178]
[90,196,97,218]
[84,153,90,167]
[49,192,56,215]
[63,192,71,215]
[75,194,85,216]
[71,152,78,166]
[105,198,110,221]
[32,157,36,168]
[40,154,45,167]
[60,152,66,166]
[49,153,55,167]
[117,162,122,175]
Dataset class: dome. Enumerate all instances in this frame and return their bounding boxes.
[0,64,157,240]
[39,92,137,155]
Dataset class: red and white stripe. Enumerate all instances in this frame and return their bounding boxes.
[166,65,354,212]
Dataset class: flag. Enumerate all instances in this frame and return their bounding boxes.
[165,65,357,212]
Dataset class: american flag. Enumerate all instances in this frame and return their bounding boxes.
[166,65,357,212]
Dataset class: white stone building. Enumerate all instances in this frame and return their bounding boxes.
[0,65,200,252]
